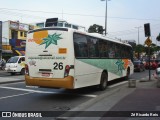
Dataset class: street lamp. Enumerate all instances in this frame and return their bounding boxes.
[101,0,110,36]
[135,26,142,60]
[135,26,142,45]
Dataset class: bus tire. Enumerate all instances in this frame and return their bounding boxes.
[99,72,108,91]
[125,68,130,80]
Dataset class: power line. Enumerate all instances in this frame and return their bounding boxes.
[0,9,45,19]
[109,25,160,37]
[0,7,159,38]
[0,7,160,21]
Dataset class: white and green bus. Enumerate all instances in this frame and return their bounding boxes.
[25,27,134,90]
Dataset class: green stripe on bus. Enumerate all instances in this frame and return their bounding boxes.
[78,59,125,76]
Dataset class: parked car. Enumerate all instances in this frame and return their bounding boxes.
[5,56,25,75]
[134,61,145,72]
[145,60,158,70]
[155,60,160,68]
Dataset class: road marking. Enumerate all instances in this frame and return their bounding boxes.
[0,86,57,94]
[80,94,97,98]
[0,92,33,100]
[0,86,97,98]
[0,80,129,99]
[2,81,24,85]
[0,81,129,98]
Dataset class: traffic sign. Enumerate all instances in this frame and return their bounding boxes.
[144,23,151,37]
[145,37,152,46]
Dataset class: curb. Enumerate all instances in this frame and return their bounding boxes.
[0,80,24,84]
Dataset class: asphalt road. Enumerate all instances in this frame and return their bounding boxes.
[0,70,156,120]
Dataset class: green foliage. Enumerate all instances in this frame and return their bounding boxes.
[134,44,145,53]
[134,43,160,56]
[88,24,104,34]
[144,43,160,55]
[156,34,160,41]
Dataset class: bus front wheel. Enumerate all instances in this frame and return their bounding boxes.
[125,68,130,80]
[99,72,108,91]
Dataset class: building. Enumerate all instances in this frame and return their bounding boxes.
[2,20,34,60]
[31,18,86,31]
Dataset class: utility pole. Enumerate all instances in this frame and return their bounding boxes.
[135,26,142,59]
[144,23,151,81]
[135,26,142,45]
[101,0,110,36]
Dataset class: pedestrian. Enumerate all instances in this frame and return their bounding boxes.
[1,58,6,70]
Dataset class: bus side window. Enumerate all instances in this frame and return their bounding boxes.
[124,47,128,58]
[79,44,88,57]
[73,33,88,58]
[115,44,121,58]
[87,37,99,58]
[126,46,131,58]
[121,46,125,58]
[108,42,115,58]
[99,40,109,58]
[74,42,80,57]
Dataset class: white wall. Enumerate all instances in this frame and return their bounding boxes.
[2,21,9,45]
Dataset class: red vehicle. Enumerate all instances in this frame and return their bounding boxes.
[155,60,160,68]
[145,60,158,70]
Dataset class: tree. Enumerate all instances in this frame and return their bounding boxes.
[144,43,160,55]
[134,44,145,53]
[134,43,160,58]
[156,34,160,41]
[134,44,145,59]
[88,24,104,34]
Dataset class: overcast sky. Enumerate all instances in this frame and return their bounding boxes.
[1,0,160,45]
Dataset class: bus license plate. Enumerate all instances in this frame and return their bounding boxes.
[41,73,50,77]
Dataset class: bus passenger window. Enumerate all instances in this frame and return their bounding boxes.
[79,44,88,57]
[108,43,115,58]
[115,44,121,58]
[88,37,99,58]
[73,33,88,58]
[99,40,109,58]
[121,46,127,58]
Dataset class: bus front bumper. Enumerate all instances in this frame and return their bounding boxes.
[25,75,74,89]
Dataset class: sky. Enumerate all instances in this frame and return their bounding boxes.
[0,0,160,45]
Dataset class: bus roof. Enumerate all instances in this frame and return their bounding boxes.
[28,27,132,48]
[73,29,132,47]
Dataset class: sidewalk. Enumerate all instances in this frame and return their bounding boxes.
[57,78,160,120]
[0,70,24,84]
[101,79,160,120]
